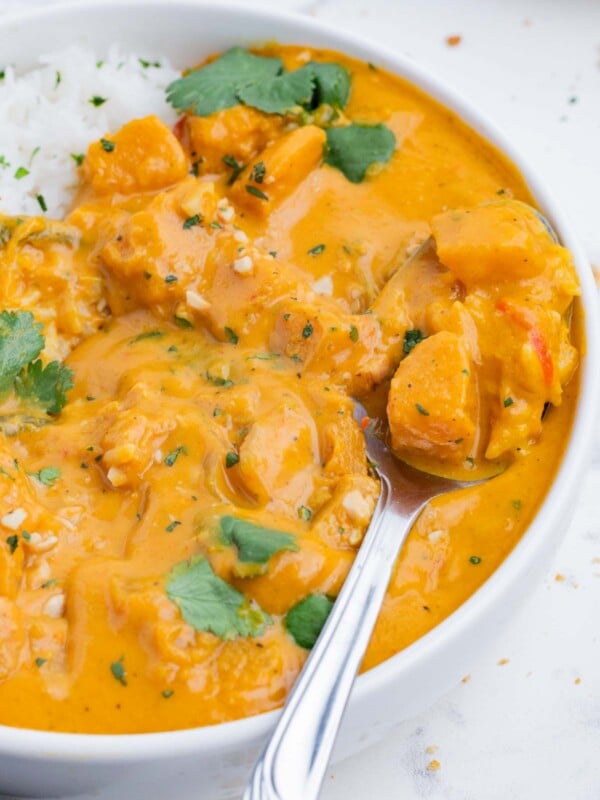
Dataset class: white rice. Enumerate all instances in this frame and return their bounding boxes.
[0,45,180,218]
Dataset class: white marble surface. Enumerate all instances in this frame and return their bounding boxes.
[2,1,600,798]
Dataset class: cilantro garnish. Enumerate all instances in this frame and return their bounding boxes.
[35,657,47,667]
[302,323,313,339]
[469,555,482,565]
[36,194,47,212]
[100,138,115,153]
[14,359,74,414]
[415,403,430,416]
[90,96,107,107]
[166,49,351,117]
[224,326,239,345]
[222,154,245,185]
[298,505,312,521]
[31,466,61,486]
[325,123,396,183]
[248,161,266,184]
[307,244,325,256]
[164,446,187,467]
[349,325,359,343]
[6,534,19,554]
[110,656,127,686]
[0,311,73,414]
[70,153,85,166]
[403,329,425,355]
[225,451,239,468]
[183,214,202,230]
[14,167,29,180]
[220,516,298,569]
[245,185,268,201]
[167,48,284,116]
[165,555,271,639]
[503,397,514,408]
[285,594,334,649]
[129,330,165,345]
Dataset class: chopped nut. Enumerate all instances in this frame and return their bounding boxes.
[186,290,211,311]
[44,593,65,619]
[107,466,127,487]
[233,255,254,275]
[1,508,27,530]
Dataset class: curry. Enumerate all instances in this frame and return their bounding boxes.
[0,45,580,733]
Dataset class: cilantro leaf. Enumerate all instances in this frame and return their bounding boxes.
[14,359,74,414]
[166,47,283,116]
[309,62,351,108]
[31,466,61,486]
[220,515,298,572]
[325,123,396,183]
[403,329,426,354]
[285,594,335,649]
[166,555,271,640]
[237,64,315,114]
[0,311,44,394]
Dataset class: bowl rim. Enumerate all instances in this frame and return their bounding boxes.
[0,0,598,763]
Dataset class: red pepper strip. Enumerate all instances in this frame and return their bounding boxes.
[172,115,186,142]
[360,416,371,432]
[496,298,554,386]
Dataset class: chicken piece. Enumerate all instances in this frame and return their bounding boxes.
[387,330,477,463]
[431,199,573,285]
[183,105,284,174]
[229,125,326,215]
[83,115,188,196]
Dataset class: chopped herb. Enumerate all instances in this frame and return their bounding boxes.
[210,221,222,229]
[70,153,85,166]
[403,329,425,354]
[90,95,107,107]
[415,403,429,416]
[222,154,245,184]
[35,657,47,667]
[349,325,359,343]
[144,271,152,280]
[100,138,115,153]
[162,689,174,699]
[164,274,178,284]
[512,499,522,510]
[183,213,202,229]
[0,155,9,168]
[164,446,187,467]
[32,466,61,486]
[298,505,312,521]
[41,578,58,588]
[205,372,234,387]
[213,407,224,417]
[0,71,4,80]
[466,456,475,466]
[367,61,377,70]
[307,244,325,256]
[249,161,266,184]
[245,184,268,201]
[36,194,47,212]
[269,250,278,258]
[285,594,334,649]
[165,520,181,533]
[325,123,396,183]
[302,322,313,339]
[86,395,96,402]
[174,315,193,329]
[14,167,29,180]
[14,358,74,414]
[165,554,271,639]
[225,451,239,468]
[469,555,482,565]
[129,330,165,345]
[462,368,470,375]
[110,656,127,686]
[139,58,161,69]
[80,462,88,469]
[55,71,61,87]
[167,345,178,353]
[246,353,279,361]
[96,60,104,68]
[224,326,239,345]
[503,396,514,408]
[220,516,298,572]
[6,534,19,554]
[497,188,506,196]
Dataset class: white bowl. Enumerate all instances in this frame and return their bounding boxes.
[1,2,598,798]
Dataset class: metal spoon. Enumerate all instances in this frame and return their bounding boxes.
[243,407,486,800]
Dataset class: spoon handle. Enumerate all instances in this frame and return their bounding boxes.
[243,471,420,800]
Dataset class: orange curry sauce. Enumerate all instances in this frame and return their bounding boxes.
[0,46,580,732]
